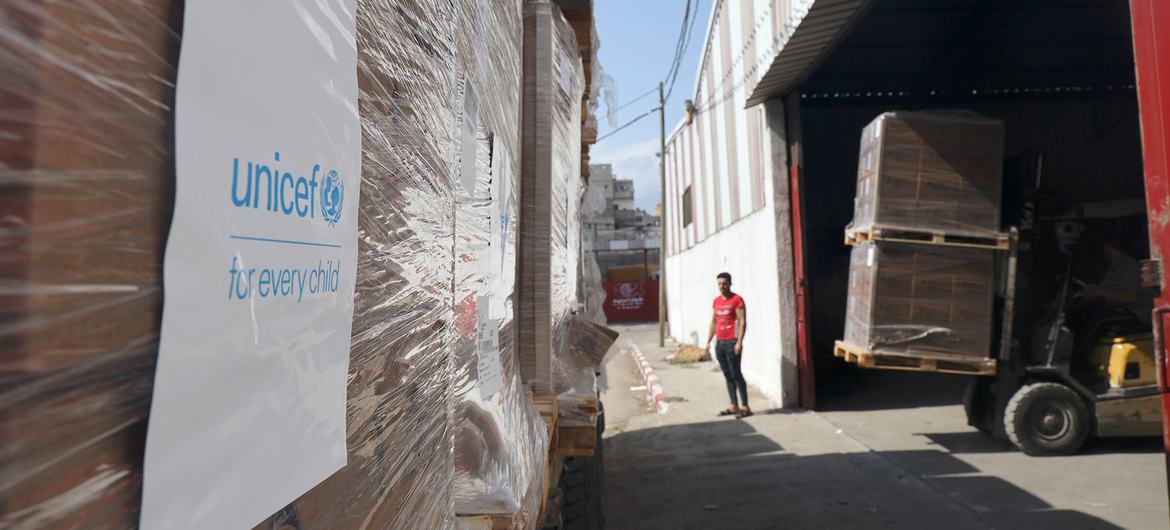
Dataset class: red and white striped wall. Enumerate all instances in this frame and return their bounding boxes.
[660,0,813,408]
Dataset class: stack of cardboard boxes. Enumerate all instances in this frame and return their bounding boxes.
[0,0,609,528]
[838,111,1007,374]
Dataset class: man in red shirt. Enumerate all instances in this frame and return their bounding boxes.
[705,272,750,417]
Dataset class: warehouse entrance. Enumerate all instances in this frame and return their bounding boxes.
[789,0,1149,407]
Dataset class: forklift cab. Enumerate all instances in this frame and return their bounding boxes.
[968,235,1164,456]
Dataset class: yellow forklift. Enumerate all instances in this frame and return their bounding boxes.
[965,224,1163,456]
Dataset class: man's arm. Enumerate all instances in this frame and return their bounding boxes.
[705,313,717,349]
[1083,264,1143,304]
[1096,287,1140,305]
[734,306,747,354]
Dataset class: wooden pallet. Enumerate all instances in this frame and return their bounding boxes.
[557,424,597,457]
[456,514,518,530]
[532,394,558,443]
[532,394,558,523]
[834,341,997,376]
[567,395,600,417]
[845,227,1009,250]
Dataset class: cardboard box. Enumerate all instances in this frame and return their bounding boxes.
[518,0,583,396]
[843,241,996,360]
[0,1,180,526]
[852,111,1004,237]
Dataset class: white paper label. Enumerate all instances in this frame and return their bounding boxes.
[142,2,359,529]
[867,246,875,267]
[488,138,512,320]
[460,86,479,194]
[476,297,504,399]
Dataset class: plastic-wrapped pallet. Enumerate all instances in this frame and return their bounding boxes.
[517,0,584,399]
[528,1,607,430]
[850,111,1005,238]
[449,0,550,526]
[0,2,181,527]
[0,1,555,528]
[843,241,997,367]
[257,2,466,527]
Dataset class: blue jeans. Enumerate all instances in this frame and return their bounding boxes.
[715,340,748,407]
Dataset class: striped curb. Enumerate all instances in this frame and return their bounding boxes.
[628,341,668,414]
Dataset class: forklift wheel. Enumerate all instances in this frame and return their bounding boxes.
[963,378,993,435]
[1004,382,1090,456]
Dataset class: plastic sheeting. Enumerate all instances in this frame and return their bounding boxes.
[0,0,583,527]
[450,0,548,525]
[843,241,997,360]
[578,149,610,326]
[1,2,180,527]
[534,3,607,430]
[850,111,1005,238]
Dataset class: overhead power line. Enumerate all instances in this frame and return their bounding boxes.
[664,0,701,102]
[614,86,658,112]
[598,0,701,142]
[596,109,655,143]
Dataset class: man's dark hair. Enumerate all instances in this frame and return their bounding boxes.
[716,272,732,282]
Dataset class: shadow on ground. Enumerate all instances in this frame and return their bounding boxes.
[816,367,969,411]
[921,430,1164,455]
[603,418,1124,530]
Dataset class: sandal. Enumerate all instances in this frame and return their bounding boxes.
[736,409,753,418]
[717,409,738,417]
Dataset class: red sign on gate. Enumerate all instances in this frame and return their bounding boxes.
[603,280,658,323]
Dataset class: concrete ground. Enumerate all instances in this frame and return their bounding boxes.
[600,323,1169,530]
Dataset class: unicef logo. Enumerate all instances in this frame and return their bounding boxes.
[319,169,344,226]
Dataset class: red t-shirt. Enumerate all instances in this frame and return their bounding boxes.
[713,294,745,341]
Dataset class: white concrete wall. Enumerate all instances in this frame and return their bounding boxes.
[661,0,822,409]
[665,207,792,406]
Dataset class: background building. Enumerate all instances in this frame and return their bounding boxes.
[584,163,662,322]
[584,163,661,251]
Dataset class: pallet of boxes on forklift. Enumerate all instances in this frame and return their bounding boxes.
[837,111,1007,375]
[0,1,610,529]
[846,111,1007,245]
[838,241,998,375]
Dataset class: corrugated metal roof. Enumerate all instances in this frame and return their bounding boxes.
[745,0,873,106]
[801,0,1136,97]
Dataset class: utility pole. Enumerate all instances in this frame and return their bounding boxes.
[657,82,667,347]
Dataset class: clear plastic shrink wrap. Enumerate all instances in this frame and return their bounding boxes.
[1,2,181,528]
[266,2,462,528]
[843,241,996,361]
[535,4,606,430]
[576,23,611,328]
[850,111,1005,238]
[1,0,563,528]
[450,0,549,526]
[578,186,610,326]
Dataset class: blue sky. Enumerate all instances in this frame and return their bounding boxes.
[592,0,707,212]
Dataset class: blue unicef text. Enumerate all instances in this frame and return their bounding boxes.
[231,151,320,219]
[227,256,341,303]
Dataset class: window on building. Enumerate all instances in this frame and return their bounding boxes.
[682,185,693,227]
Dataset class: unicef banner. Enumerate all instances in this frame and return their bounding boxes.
[142,1,359,529]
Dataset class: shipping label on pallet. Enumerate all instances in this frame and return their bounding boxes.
[477,296,505,399]
[142,1,360,529]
